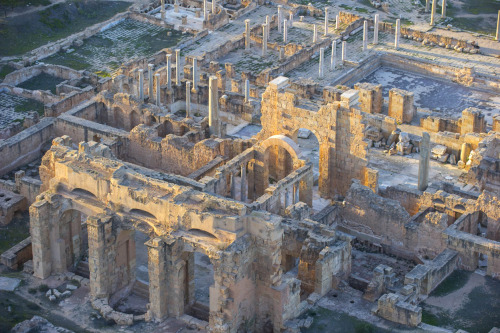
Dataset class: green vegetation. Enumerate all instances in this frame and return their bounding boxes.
[0,64,15,80]
[300,307,389,332]
[431,270,470,297]
[14,97,44,116]
[340,4,354,10]
[0,291,40,331]
[0,212,30,254]
[0,0,130,56]
[354,7,369,13]
[17,72,64,93]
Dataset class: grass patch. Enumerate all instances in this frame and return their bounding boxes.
[0,64,15,80]
[430,270,470,297]
[0,0,131,56]
[301,306,389,332]
[14,98,44,116]
[0,211,30,254]
[17,72,64,94]
[355,7,369,13]
[340,4,354,10]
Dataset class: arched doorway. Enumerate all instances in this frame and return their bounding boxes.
[58,209,89,274]
[113,106,125,130]
[130,110,141,130]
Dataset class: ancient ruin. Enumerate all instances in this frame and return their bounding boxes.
[0,0,499,332]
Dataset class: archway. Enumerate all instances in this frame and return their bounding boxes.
[188,251,214,322]
[130,110,141,130]
[260,135,302,184]
[113,106,125,130]
[58,209,89,274]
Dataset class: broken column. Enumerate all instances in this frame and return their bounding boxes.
[212,0,216,14]
[186,81,191,118]
[166,54,172,90]
[426,0,430,12]
[203,0,207,19]
[174,0,179,12]
[244,79,249,103]
[460,143,471,164]
[155,73,161,106]
[496,10,500,41]
[175,49,181,86]
[284,19,288,43]
[363,20,368,51]
[388,88,415,124]
[418,132,430,191]
[331,40,336,70]
[354,82,383,113]
[319,47,324,78]
[324,7,329,36]
[278,5,282,32]
[374,14,379,44]
[342,41,346,64]
[262,24,267,56]
[289,12,293,26]
[240,164,247,202]
[395,19,400,49]
[336,14,339,29]
[313,24,317,43]
[245,19,250,50]
[441,0,446,17]
[160,0,165,20]
[192,57,198,91]
[148,64,154,100]
[138,69,144,101]
[208,76,220,136]
[430,0,436,25]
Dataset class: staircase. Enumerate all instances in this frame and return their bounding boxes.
[75,260,89,278]
[132,281,150,300]
[188,301,209,322]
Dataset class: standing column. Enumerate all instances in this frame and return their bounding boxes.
[166,54,172,90]
[441,0,446,17]
[318,47,324,78]
[425,0,430,12]
[330,40,336,70]
[138,69,144,101]
[289,12,293,26]
[160,0,165,20]
[203,0,207,19]
[175,49,181,86]
[341,41,346,64]
[208,76,220,137]
[335,14,339,29]
[230,172,236,198]
[145,238,168,321]
[313,24,317,43]
[283,19,288,43]
[284,187,290,208]
[212,0,216,14]
[186,81,191,118]
[245,19,250,50]
[430,0,436,25]
[148,64,154,100]
[460,143,471,163]
[374,14,379,44]
[496,10,500,41]
[418,132,430,191]
[262,24,267,56]
[240,164,247,202]
[192,57,198,91]
[244,79,249,103]
[292,184,298,204]
[395,19,400,49]
[155,73,161,106]
[278,5,283,32]
[324,8,329,36]
[363,20,368,51]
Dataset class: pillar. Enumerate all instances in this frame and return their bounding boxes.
[146,238,168,321]
[374,14,379,44]
[363,20,368,51]
[230,172,236,198]
[335,15,339,29]
[262,24,267,56]
[186,81,191,118]
[342,41,346,64]
[278,5,282,32]
[441,0,446,17]
[30,200,52,279]
[418,132,430,191]
[87,215,113,299]
[430,0,436,26]
[203,0,207,19]
[319,47,324,78]
[192,57,198,91]
[175,49,181,86]
[289,12,293,26]
[155,73,161,106]
[244,79,249,103]
[284,187,290,208]
[148,64,154,100]
[208,76,220,137]
[395,19,400,49]
[160,0,165,20]
[138,69,144,101]
[174,0,179,12]
[324,7,328,36]
[313,24,317,43]
[293,183,298,204]
[245,19,250,50]
[496,10,500,41]
[212,0,215,14]
[240,164,247,202]
[166,54,172,90]
[426,0,430,12]
[283,19,288,43]
[330,40,336,70]
[460,143,471,163]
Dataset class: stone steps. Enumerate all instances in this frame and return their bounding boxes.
[188,301,209,322]
[132,281,149,300]
[75,260,89,279]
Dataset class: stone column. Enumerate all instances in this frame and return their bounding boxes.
[212,0,216,14]
[245,19,250,50]
[174,0,179,12]
[148,64,154,100]
[319,47,324,78]
[313,24,317,43]
[430,0,436,26]
[425,0,430,12]
[284,187,290,208]
[262,24,267,56]
[87,215,113,299]
[418,132,430,191]
[138,69,144,101]
[244,79,249,103]
[330,40,336,70]
[342,41,346,64]
[192,57,198,91]
[460,143,471,163]
[146,238,168,321]
[30,200,52,279]
[203,0,207,19]
[289,12,293,26]
[496,10,500,41]
[363,20,368,51]
[230,172,236,198]
[266,15,269,26]
[166,54,172,90]
[240,164,247,202]
[335,15,339,29]
[175,49,181,86]
[324,7,329,36]
[186,81,191,118]
[155,73,161,106]
[441,0,446,17]
[395,19,400,49]
[283,19,288,43]
[293,183,298,204]
[374,14,379,44]
[208,76,220,136]
[160,0,165,20]
[278,5,282,32]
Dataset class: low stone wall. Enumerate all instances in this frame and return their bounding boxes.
[0,237,32,270]
[3,64,82,87]
[0,85,58,105]
[376,293,421,327]
[45,86,96,117]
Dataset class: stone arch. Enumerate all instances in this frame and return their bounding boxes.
[259,135,303,184]
[113,106,125,130]
[130,110,141,130]
[71,187,97,199]
[260,135,302,167]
